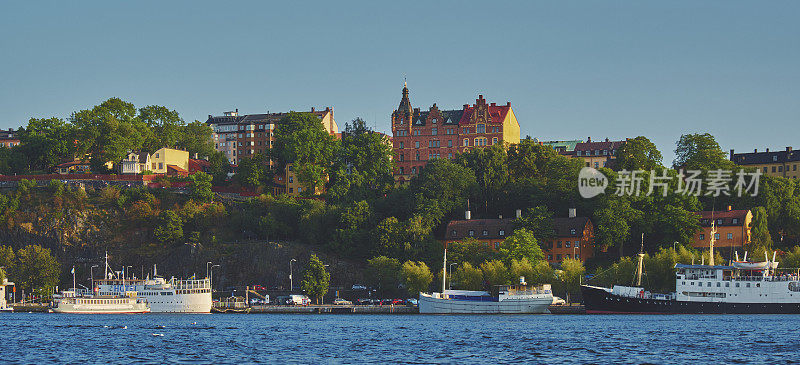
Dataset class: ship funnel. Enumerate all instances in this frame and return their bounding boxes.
[744,251,748,262]
[519,276,527,285]
[735,251,739,261]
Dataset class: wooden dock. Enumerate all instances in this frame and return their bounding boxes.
[229,305,419,314]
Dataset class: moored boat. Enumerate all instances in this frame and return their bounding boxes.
[419,284,554,314]
[52,289,150,314]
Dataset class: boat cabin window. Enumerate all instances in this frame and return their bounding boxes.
[735,283,740,287]
[716,282,720,287]
[726,283,730,287]
[756,283,760,287]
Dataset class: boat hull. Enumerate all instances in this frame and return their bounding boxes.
[419,293,551,314]
[582,285,800,314]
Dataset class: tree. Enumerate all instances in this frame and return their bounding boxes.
[401,261,433,295]
[594,197,642,258]
[72,98,147,172]
[11,245,60,298]
[153,210,184,244]
[235,152,272,188]
[456,144,509,215]
[499,228,544,263]
[138,105,184,153]
[451,262,483,290]
[329,118,394,202]
[447,238,501,266]
[409,159,477,228]
[189,172,213,202]
[614,136,663,171]
[366,256,401,297]
[301,254,330,304]
[208,151,232,184]
[780,246,800,268]
[480,260,510,287]
[18,117,77,172]
[0,245,14,270]
[673,133,735,171]
[178,121,217,158]
[558,258,585,303]
[749,206,773,253]
[271,112,337,194]
[515,206,554,243]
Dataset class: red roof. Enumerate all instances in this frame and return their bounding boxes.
[697,209,749,220]
[56,160,89,168]
[458,105,510,125]
[188,159,211,173]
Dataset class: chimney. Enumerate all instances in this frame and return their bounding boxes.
[727,206,732,212]
[194,153,198,159]
[506,102,511,107]
[208,114,212,119]
[587,137,592,143]
[490,102,496,107]
[516,209,522,219]
[499,214,503,219]
[465,210,471,220]
[766,148,770,152]
[605,138,609,142]
[311,107,315,112]
[463,104,469,109]
[235,108,238,113]
[569,208,577,218]
[730,149,735,161]
[787,147,793,152]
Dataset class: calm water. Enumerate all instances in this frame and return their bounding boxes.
[2,313,799,364]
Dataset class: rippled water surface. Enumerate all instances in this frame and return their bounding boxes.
[3,313,799,364]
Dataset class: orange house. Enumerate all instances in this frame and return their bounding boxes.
[692,207,752,250]
[543,214,596,264]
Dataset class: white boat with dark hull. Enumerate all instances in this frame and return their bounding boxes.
[419,285,554,314]
[582,230,800,314]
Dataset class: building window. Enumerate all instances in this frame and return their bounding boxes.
[468,230,474,237]
[732,218,738,224]
[717,219,723,225]
[482,230,488,236]
[727,233,733,239]
[714,233,720,240]
[415,152,420,161]
[463,139,469,146]
[158,163,163,170]
[477,124,485,133]
[763,167,768,173]
[289,188,294,193]
[700,234,705,240]
[574,241,580,248]
[576,151,582,156]
[594,162,599,168]
[415,141,419,149]
[399,142,404,149]
[492,137,498,145]
[288,177,293,183]
[575,254,580,260]
[779,166,783,172]
[565,242,571,248]
[451,230,457,237]
[547,242,553,249]
[499,230,505,236]
[399,167,404,175]
[432,118,437,124]
[494,242,500,249]
[448,140,453,147]
[547,254,552,260]
[570,229,576,235]
[772,166,777,173]
[773,156,778,162]
[432,128,437,135]
[448,153,452,159]
[556,241,562,248]
[297,187,302,193]
[556,254,561,261]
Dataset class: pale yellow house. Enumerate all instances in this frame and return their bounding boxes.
[149,148,189,174]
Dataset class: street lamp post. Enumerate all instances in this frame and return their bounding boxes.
[289,259,297,292]
[206,261,212,279]
[210,264,220,292]
[448,263,457,290]
[90,265,99,291]
[126,266,133,280]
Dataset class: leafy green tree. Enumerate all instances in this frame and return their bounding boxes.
[0,245,15,269]
[366,256,401,297]
[153,210,184,244]
[19,117,78,172]
[271,112,337,194]
[780,247,800,268]
[178,121,217,158]
[509,258,535,284]
[301,254,330,304]
[72,98,147,172]
[208,151,232,184]
[48,179,65,197]
[329,118,394,202]
[401,261,433,296]
[594,197,642,257]
[673,133,735,171]
[558,258,585,302]
[480,260,510,287]
[447,238,500,266]
[515,206,554,243]
[409,159,477,228]
[11,245,60,298]
[748,206,773,253]
[456,144,509,215]
[451,262,484,290]
[529,260,555,286]
[138,105,183,153]
[614,136,663,171]
[499,228,544,263]
[189,172,214,202]
[235,152,273,188]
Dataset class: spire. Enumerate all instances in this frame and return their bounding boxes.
[397,82,412,117]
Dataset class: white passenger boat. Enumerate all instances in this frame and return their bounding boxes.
[52,289,150,314]
[96,264,212,313]
[419,285,554,314]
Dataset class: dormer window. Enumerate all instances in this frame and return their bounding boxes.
[482,230,488,236]
[732,218,739,224]
[468,230,474,237]
[451,230,457,237]
[570,229,576,235]
[477,124,485,133]
[716,219,723,225]
[576,151,581,156]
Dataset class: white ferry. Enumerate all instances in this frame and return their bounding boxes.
[52,289,150,314]
[419,284,554,314]
[96,256,212,313]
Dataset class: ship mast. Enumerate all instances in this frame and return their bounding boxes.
[635,234,645,287]
[709,216,716,267]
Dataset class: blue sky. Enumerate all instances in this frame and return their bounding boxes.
[1,1,797,163]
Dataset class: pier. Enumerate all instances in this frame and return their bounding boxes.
[212,304,585,314]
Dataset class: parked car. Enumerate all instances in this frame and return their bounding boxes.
[356,298,371,305]
[352,284,367,290]
[333,298,353,305]
[405,298,418,306]
[252,285,266,291]
[551,296,566,306]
